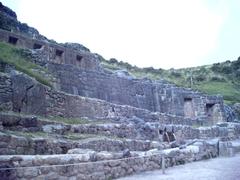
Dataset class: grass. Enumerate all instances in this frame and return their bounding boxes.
[63,133,98,140]
[4,130,97,140]
[194,81,240,104]
[46,116,109,125]
[0,42,52,87]
[0,111,111,125]
[4,130,49,138]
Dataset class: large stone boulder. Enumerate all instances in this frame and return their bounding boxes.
[10,73,47,115]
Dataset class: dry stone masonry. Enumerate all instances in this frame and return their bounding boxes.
[0,2,240,180]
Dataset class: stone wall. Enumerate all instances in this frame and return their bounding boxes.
[0,29,100,71]
[1,112,240,156]
[0,73,201,125]
[0,27,226,125]
[0,131,73,155]
[0,139,224,180]
[0,130,164,155]
[0,27,226,124]
[47,63,225,123]
[0,73,12,111]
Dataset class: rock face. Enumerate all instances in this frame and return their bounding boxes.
[0,3,46,41]
[0,2,17,18]
[63,42,90,52]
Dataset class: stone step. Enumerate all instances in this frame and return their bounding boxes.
[0,130,165,155]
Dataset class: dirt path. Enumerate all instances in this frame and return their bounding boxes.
[118,154,240,180]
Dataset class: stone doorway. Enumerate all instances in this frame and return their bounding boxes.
[184,98,194,118]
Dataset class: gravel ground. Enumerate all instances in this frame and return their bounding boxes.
[118,154,240,180]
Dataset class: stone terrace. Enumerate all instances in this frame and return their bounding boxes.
[0,2,240,179]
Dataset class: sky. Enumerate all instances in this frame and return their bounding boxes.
[2,0,240,69]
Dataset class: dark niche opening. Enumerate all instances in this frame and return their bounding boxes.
[184,97,192,102]
[33,43,43,49]
[76,55,83,61]
[159,129,163,135]
[55,49,64,57]
[206,103,215,109]
[112,107,115,112]
[206,103,215,117]
[8,36,18,45]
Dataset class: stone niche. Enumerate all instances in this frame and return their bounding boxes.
[33,43,43,49]
[206,103,219,124]
[55,49,64,57]
[76,55,83,67]
[205,103,222,124]
[184,97,194,118]
[55,49,64,63]
[8,36,18,45]
[206,103,215,116]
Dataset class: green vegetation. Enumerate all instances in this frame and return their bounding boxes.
[46,116,109,125]
[0,111,111,125]
[63,133,98,140]
[4,130,48,138]
[0,42,52,87]
[100,57,240,104]
[195,82,240,104]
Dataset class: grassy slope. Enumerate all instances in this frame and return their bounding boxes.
[100,58,240,104]
[0,42,52,87]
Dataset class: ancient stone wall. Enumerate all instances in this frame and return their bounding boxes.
[0,29,100,71]
[0,28,226,124]
[0,73,201,125]
[1,112,240,157]
[0,140,224,180]
[0,72,228,127]
[48,63,225,123]
[0,73,12,111]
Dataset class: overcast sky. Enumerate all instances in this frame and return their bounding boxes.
[2,0,240,69]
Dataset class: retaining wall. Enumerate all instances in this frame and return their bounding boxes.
[0,140,221,180]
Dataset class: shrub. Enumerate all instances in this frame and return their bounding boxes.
[195,74,206,81]
[171,71,181,78]
[109,58,118,64]
[210,76,226,82]
[211,63,220,72]
[232,58,240,70]
[221,66,232,74]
